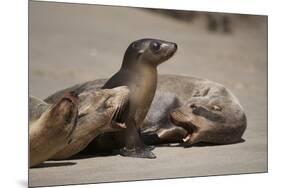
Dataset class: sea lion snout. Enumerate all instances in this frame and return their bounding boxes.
[165,42,177,53]
[173,43,177,50]
[169,94,248,146]
[164,42,177,54]
[155,40,178,64]
[170,110,195,134]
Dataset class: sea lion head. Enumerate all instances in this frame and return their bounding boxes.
[122,38,177,67]
[77,86,130,134]
[170,86,247,146]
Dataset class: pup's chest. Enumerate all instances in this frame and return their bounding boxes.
[131,79,157,123]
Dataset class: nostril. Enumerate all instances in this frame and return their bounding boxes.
[174,43,178,50]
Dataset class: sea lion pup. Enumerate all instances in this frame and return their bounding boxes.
[102,38,177,158]
[45,86,130,160]
[29,93,78,167]
[84,74,247,153]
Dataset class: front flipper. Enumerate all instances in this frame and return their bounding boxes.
[157,126,187,142]
[120,146,156,159]
[141,124,188,146]
[120,114,157,159]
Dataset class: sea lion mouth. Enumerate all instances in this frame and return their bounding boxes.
[170,111,196,143]
[111,108,127,129]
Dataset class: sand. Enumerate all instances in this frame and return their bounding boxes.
[29,1,267,187]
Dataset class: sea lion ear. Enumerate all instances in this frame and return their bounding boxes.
[136,49,144,59]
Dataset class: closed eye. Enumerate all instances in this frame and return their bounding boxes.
[211,105,222,111]
[192,106,225,123]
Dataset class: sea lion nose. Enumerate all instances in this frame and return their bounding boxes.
[173,43,178,50]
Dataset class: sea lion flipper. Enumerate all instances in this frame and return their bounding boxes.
[121,117,156,158]
[120,146,156,159]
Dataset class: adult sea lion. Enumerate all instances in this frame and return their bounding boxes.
[29,92,78,167]
[82,74,247,153]
[142,74,247,146]
[101,38,177,158]
[45,86,130,160]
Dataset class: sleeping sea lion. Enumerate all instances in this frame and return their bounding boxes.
[142,74,246,146]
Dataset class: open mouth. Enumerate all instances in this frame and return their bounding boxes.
[170,111,196,143]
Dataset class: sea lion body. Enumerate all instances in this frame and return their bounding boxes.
[104,64,157,127]
[45,86,130,160]
[29,93,78,167]
[142,75,247,145]
[102,39,177,158]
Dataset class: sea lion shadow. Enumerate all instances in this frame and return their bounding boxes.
[183,138,246,148]
[67,152,120,160]
[153,138,245,148]
[32,161,77,168]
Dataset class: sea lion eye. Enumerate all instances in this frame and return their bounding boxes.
[150,41,161,51]
[211,105,222,111]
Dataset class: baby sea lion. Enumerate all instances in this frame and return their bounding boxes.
[102,39,177,158]
[45,86,130,160]
[29,92,78,167]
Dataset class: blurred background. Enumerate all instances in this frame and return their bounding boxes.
[29,1,267,187]
[29,1,267,100]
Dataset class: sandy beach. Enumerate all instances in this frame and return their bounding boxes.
[29,1,267,187]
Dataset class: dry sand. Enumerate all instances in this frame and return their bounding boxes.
[29,1,267,187]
